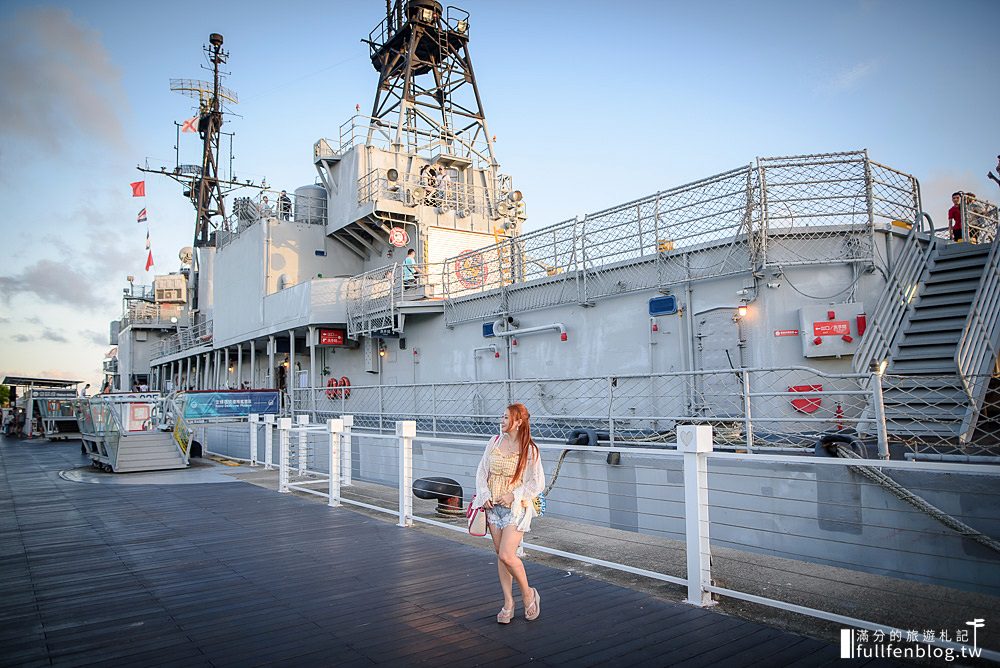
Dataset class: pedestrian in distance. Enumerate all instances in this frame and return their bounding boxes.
[402,248,420,288]
[948,192,964,242]
[471,403,546,624]
[278,190,292,220]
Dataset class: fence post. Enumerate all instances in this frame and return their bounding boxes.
[263,414,275,470]
[248,413,259,466]
[278,417,291,493]
[296,414,309,475]
[327,418,343,508]
[871,372,890,459]
[678,424,714,607]
[378,385,384,433]
[397,420,416,527]
[341,414,354,486]
[607,376,615,446]
[741,369,754,453]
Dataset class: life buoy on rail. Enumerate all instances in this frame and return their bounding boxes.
[339,376,351,400]
[326,377,340,400]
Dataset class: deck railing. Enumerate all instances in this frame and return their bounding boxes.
[200,416,1000,661]
[403,150,921,326]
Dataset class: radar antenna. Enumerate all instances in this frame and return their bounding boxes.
[365,1,496,166]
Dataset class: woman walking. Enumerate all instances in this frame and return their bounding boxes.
[473,403,546,624]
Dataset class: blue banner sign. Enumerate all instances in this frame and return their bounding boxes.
[182,391,280,419]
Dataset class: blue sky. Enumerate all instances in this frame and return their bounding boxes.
[1,0,998,388]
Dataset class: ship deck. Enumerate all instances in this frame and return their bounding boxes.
[0,435,896,667]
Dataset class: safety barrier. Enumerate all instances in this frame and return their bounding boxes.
[263,417,998,661]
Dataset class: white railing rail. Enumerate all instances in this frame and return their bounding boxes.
[267,416,998,661]
[853,212,937,375]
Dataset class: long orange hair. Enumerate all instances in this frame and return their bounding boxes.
[506,403,539,485]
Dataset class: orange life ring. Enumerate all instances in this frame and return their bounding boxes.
[326,378,340,400]
[339,376,351,400]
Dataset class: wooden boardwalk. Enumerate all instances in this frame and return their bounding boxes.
[0,437,896,667]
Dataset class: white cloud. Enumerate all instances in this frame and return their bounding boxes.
[818,60,879,94]
[0,8,129,153]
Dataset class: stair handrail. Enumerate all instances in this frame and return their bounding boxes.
[955,238,1000,440]
[853,212,937,374]
[166,393,193,465]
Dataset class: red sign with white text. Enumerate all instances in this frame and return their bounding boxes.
[813,321,850,337]
[319,329,345,346]
[774,329,799,337]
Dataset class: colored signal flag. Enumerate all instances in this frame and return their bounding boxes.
[181,116,198,133]
[130,181,145,197]
[137,208,147,223]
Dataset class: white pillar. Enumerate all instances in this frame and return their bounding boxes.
[308,326,317,417]
[250,340,256,388]
[248,413,259,466]
[237,344,243,388]
[224,347,230,389]
[267,335,275,388]
[263,413,275,469]
[289,330,296,415]
[396,420,415,527]
[277,417,291,493]
[679,424,714,607]
[328,418,343,508]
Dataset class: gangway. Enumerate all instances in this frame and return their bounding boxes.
[77,392,188,473]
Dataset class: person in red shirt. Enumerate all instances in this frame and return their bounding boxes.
[948,192,964,241]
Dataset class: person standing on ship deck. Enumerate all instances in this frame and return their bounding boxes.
[472,403,545,624]
[948,192,964,242]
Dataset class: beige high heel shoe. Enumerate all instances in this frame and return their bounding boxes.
[525,588,540,621]
[497,605,514,624]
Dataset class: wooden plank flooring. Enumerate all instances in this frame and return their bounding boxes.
[0,437,898,667]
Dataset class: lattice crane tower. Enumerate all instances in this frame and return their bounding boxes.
[366,1,496,168]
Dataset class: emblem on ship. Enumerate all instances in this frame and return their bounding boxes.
[454,249,488,288]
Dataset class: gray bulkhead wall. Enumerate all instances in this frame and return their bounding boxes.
[213,224,267,343]
[371,265,889,386]
[213,218,362,346]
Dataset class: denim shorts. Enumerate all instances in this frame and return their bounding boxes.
[486,505,516,531]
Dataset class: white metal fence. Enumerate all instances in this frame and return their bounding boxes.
[258,417,999,661]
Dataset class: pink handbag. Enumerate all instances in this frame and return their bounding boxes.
[467,496,487,536]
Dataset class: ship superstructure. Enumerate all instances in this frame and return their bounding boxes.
[107,1,1000,461]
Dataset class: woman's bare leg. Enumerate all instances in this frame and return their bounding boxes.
[489,522,514,609]
[497,525,534,609]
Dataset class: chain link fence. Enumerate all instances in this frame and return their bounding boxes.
[431,150,919,326]
[293,367,1000,458]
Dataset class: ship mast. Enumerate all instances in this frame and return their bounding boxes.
[171,33,236,248]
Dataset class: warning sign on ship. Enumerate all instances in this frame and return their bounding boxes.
[389,227,409,247]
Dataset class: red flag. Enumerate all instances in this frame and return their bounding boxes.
[130,181,145,197]
[181,116,198,133]
[145,249,154,272]
[137,208,147,223]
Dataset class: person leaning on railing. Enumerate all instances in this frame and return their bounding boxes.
[471,403,546,624]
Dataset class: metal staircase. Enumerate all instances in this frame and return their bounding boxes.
[878,241,1000,442]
